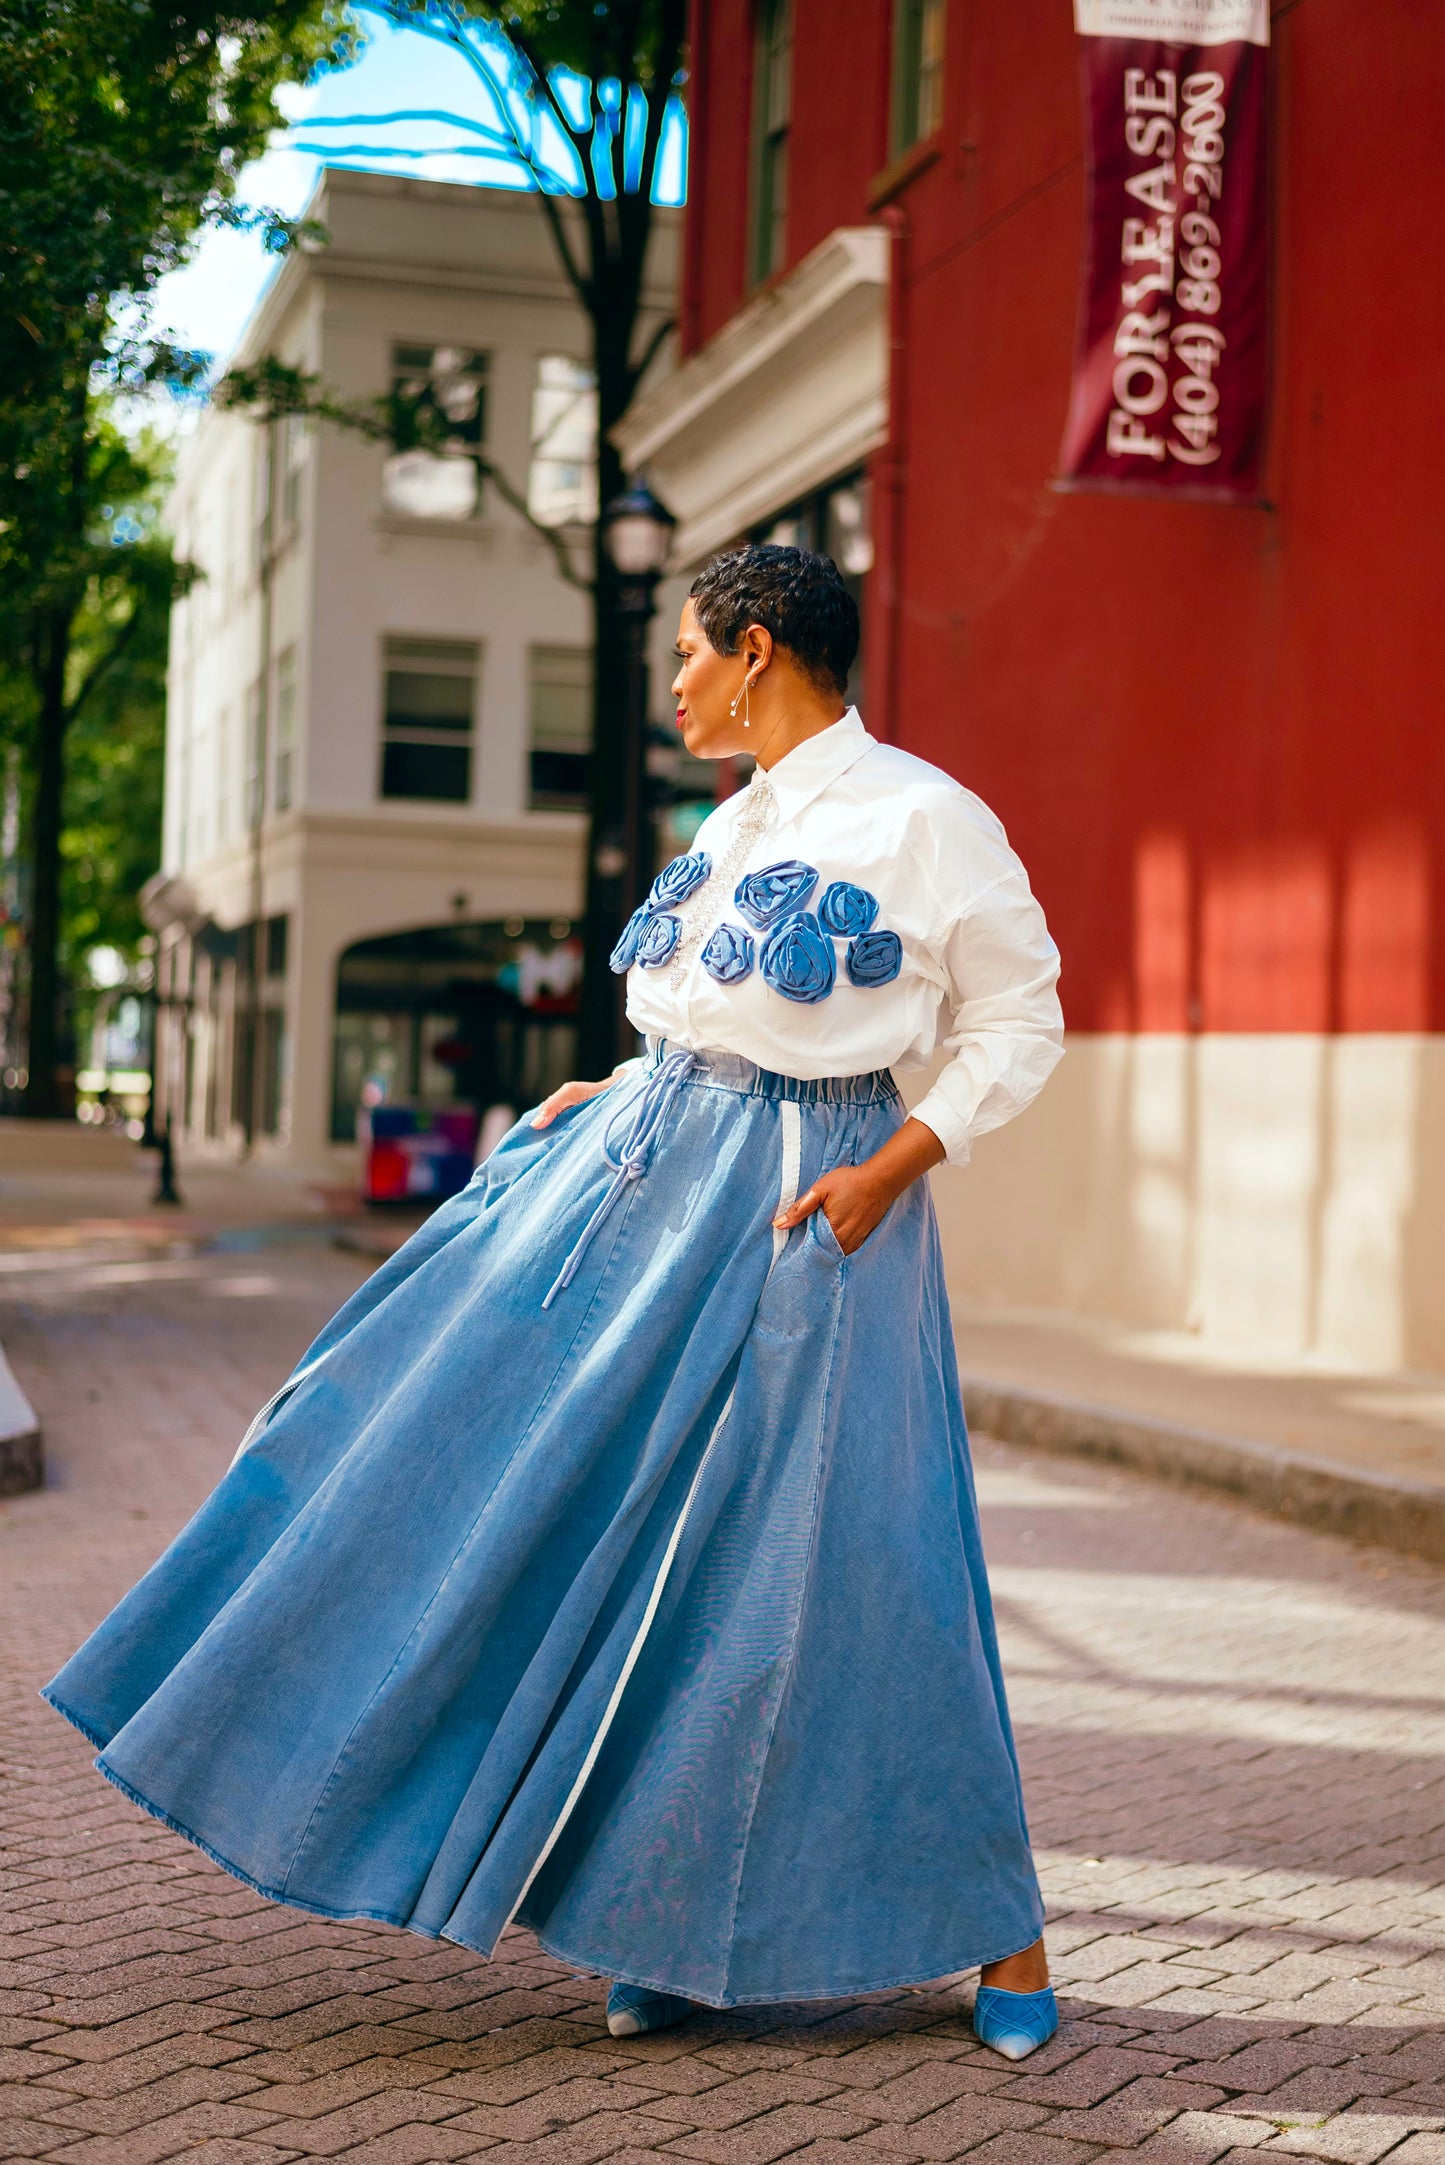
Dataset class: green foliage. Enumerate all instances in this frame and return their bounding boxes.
[59,422,178,978]
[0,411,179,1058]
[456,0,682,98]
[0,0,358,603]
[0,0,357,1107]
[214,354,428,446]
[64,690,165,965]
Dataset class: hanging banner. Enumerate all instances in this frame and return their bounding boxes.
[1058,0,1269,500]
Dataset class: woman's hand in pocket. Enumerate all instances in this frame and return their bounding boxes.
[771,1116,948,1254]
[772,1165,890,1256]
[531,1077,618,1129]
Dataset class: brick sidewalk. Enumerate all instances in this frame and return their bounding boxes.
[2,1239,1444,2165]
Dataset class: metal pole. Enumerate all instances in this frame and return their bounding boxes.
[615,569,658,1068]
[139,983,159,1149]
[152,1116,183,1206]
[576,548,628,1083]
[243,418,277,1156]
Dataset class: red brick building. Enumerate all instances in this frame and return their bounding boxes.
[618,0,1445,1370]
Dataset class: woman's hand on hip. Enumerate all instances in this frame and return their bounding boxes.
[771,1115,948,1255]
[531,1077,618,1129]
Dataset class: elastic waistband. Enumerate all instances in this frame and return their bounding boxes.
[646,1039,900,1108]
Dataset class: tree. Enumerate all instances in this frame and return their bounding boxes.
[0,419,196,1109]
[0,0,356,1115]
[306,0,689,1073]
[60,426,176,1023]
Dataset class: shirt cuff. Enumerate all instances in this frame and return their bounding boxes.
[909,1088,973,1169]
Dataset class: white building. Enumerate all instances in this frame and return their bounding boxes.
[153,169,682,1177]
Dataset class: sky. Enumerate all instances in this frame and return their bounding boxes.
[149,7,688,370]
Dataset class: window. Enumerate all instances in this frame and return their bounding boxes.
[252,423,273,569]
[823,479,874,580]
[281,413,308,529]
[382,345,488,521]
[229,916,290,1138]
[176,737,192,869]
[189,717,209,863]
[751,0,793,284]
[244,677,264,825]
[527,357,598,529]
[331,921,581,1144]
[892,0,946,154]
[762,475,872,575]
[216,706,232,842]
[222,482,235,606]
[528,645,593,808]
[266,912,289,978]
[274,647,296,812]
[381,638,477,804]
[757,473,872,700]
[231,1009,287,1137]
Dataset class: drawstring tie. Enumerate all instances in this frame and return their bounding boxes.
[542,1048,698,1309]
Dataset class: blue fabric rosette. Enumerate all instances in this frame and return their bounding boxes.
[846,928,903,987]
[817,880,880,937]
[609,902,651,975]
[649,850,712,911]
[636,911,682,968]
[759,911,836,1004]
[701,922,755,985]
[735,860,819,930]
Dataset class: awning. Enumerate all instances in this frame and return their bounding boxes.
[613,225,890,568]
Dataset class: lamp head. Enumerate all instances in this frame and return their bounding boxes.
[602,478,676,577]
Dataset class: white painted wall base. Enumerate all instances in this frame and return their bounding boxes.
[912,1035,1445,1376]
[0,1341,42,1495]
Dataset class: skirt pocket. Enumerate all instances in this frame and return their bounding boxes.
[810,1206,846,1264]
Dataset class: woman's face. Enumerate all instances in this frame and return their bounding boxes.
[671,598,755,760]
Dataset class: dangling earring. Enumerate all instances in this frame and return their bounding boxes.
[729,671,752,727]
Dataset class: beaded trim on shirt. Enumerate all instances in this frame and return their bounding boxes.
[664,770,779,993]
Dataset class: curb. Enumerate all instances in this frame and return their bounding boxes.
[0,1342,41,1495]
[961,1378,1445,1565]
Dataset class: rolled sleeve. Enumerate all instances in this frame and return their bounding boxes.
[910,869,1064,1169]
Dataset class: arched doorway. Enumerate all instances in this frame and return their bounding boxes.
[330,918,580,1144]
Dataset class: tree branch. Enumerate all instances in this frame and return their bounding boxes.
[215,360,594,593]
[372,0,596,305]
[612,0,686,336]
[478,456,592,592]
[532,184,591,308]
[62,588,148,728]
[625,310,676,400]
[575,99,612,286]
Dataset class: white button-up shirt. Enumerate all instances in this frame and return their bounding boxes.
[622,708,1063,1166]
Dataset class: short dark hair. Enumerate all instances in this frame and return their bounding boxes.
[688,542,859,697]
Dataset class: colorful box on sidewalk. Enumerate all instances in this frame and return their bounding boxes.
[360,1103,479,1204]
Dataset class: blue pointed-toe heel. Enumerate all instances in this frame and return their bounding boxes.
[606,1982,696,2038]
[972,1983,1059,2061]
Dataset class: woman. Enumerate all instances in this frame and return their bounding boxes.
[44,544,1063,2062]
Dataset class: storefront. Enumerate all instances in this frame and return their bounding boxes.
[331,917,581,1143]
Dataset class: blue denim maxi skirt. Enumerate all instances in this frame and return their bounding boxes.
[43,1045,1044,2007]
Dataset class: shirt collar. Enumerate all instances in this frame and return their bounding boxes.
[753,707,874,822]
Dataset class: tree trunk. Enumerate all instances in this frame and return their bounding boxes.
[24,610,71,1119]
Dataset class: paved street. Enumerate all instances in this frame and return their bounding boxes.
[2,1230,1444,2164]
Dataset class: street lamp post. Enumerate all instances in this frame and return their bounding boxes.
[582,480,676,1074]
